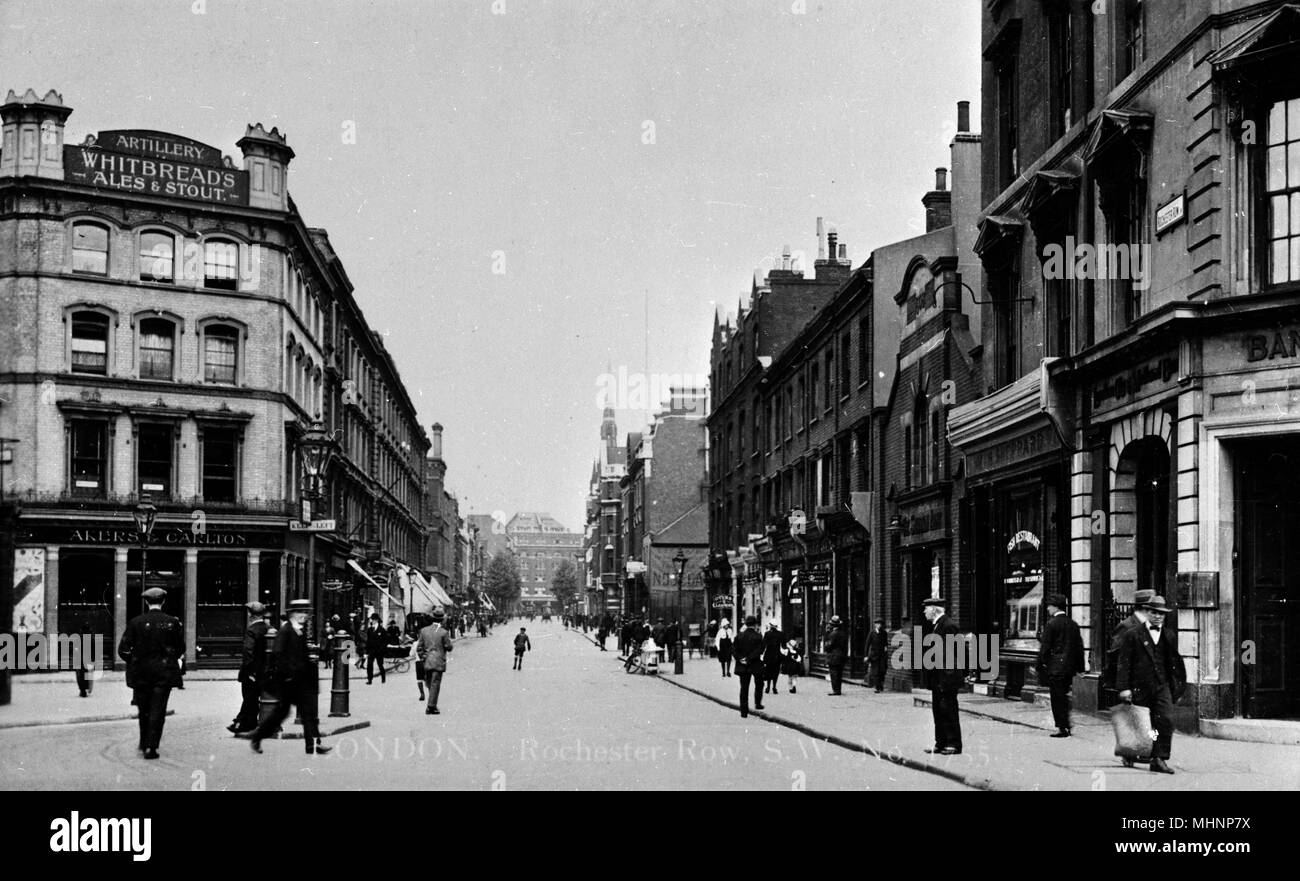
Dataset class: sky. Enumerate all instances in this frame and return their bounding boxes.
[0,0,981,533]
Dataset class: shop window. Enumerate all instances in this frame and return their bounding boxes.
[71,222,109,275]
[70,311,110,375]
[69,420,108,497]
[139,231,174,283]
[138,317,175,380]
[203,239,239,290]
[1002,487,1044,643]
[201,426,239,502]
[137,423,174,499]
[1265,97,1300,286]
[203,324,239,384]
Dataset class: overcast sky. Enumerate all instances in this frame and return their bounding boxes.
[0,0,980,533]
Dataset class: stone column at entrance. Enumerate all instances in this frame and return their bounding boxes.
[247,550,261,606]
[113,548,128,657]
[184,549,198,665]
[43,547,59,636]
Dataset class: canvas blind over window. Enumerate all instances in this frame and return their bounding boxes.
[71,312,109,375]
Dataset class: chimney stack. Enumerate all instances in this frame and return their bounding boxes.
[922,167,953,232]
[816,217,825,260]
[430,422,444,460]
[957,100,970,133]
[827,226,838,263]
[782,245,791,271]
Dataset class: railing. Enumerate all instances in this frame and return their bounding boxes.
[7,490,297,517]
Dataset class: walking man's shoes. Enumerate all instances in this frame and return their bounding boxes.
[939,747,961,755]
[1050,729,1071,738]
[1150,758,1175,774]
[143,749,159,760]
[308,746,333,756]
[250,738,263,754]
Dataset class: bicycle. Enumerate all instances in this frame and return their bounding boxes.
[623,643,659,675]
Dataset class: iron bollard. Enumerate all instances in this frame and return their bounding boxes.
[329,631,352,717]
[257,626,279,729]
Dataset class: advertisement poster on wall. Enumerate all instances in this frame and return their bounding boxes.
[12,547,45,632]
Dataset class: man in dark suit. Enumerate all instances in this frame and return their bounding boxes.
[118,587,185,760]
[229,601,270,734]
[865,619,889,693]
[825,616,848,695]
[1112,589,1185,774]
[921,597,963,755]
[364,613,389,684]
[250,599,330,756]
[733,616,765,717]
[1037,593,1085,738]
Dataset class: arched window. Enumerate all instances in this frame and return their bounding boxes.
[138,317,176,380]
[139,231,174,283]
[72,222,109,275]
[203,325,239,384]
[203,239,239,290]
[70,311,110,375]
[1133,438,1171,595]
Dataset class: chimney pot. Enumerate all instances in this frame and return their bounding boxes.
[936,168,948,191]
[957,101,970,133]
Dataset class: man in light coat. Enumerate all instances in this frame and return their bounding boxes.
[416,608,454,715]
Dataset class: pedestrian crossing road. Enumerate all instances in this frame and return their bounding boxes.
[0,623,970,791]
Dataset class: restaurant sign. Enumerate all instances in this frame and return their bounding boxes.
[963,424,1059,478]
[65,130,248,205]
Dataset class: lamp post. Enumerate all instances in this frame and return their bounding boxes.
[673,548,687,674]
[296,420,337,637]
[133,493,158,611]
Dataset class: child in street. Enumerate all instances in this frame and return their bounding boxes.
[513,627,532,670]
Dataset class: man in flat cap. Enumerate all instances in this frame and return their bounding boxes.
[1110,588,1185,774]
[1037,593,1085,738]
[250,599,330,755]
[921,596,963,755]
[117,586,184,760]
[229,601,271,734]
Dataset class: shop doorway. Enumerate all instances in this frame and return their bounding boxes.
[1238,438,1300,719]
[58,549,115,669]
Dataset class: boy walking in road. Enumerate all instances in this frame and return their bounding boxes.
[513,627,532,670]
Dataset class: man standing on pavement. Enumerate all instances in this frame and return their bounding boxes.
[825,615,848,695]
[665,619,680,664]
[364,613,389,685]
[1037,593,1085,738]
[513,627,532,670]
[921,597,963,756]
[733,615,765,717]
[118,587,184,760]
[250,599,330,756]
[416,608,454,714]
[229,601,270,734]
[865,619,889,693]
[1111,589,1185,774]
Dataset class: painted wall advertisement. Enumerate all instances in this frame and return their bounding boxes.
[13,548,45,633]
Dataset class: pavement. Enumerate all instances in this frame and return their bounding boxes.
[580,629,1300,791]
[0,622,967,791]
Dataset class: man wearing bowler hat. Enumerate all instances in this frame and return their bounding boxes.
[1037,593,1085,737]
[824,615,848,696]
[1111,588,1185,774]
[229,601,270,734]
[733,615,765,717]
[415,607,454,715]
[117,586,184,760]
[250,598,331,755]
[921,596,963,755]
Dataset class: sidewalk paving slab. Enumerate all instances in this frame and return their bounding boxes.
[574,630,1300,791]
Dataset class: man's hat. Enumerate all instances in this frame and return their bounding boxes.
[1046,593,1069,609]
[246,601,267,615]
[744,615,758,626]
[829,615,842,625]
[142,587,167,603]
[287,598,313,613]
[431,608,445,619]
[922,596,948,609]
[1134,589,1173,613]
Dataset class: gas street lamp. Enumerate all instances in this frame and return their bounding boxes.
[133,493,158,612]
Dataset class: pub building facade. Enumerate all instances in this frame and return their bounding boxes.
[873,109,985,691]
[0,89,429,666]
[947,1,1300,729]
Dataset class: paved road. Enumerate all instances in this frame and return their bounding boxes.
[0,623,969,791]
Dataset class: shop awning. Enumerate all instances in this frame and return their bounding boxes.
[348,558,404,608]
